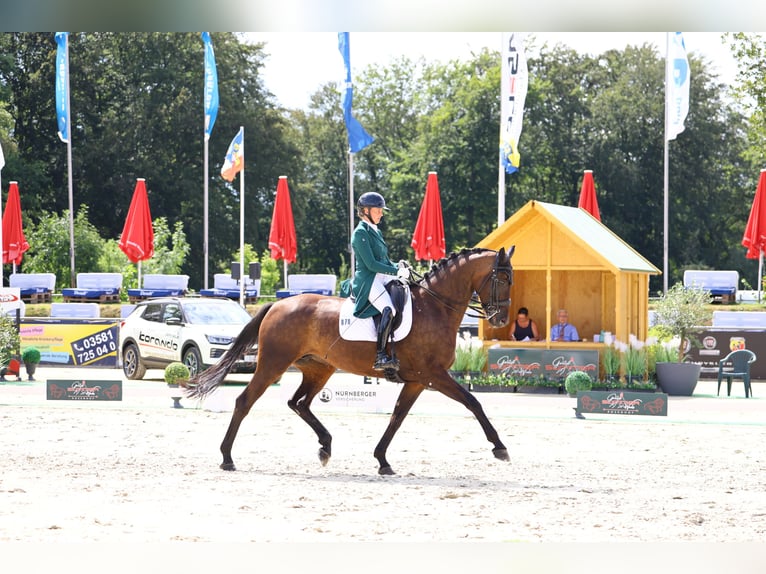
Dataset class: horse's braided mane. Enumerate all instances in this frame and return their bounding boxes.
[420,247,494,284]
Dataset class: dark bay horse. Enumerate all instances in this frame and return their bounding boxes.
[187,246,515,475]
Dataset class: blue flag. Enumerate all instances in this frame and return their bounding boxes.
[55,32,69,143]
[202,32,219,141]
[337,32,374,153]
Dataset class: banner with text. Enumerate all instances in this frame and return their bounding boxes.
[488,348,599,381]
[576,391,668,417]
[20,319,119,367]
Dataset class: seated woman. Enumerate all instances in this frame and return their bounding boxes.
[510,307,539,341]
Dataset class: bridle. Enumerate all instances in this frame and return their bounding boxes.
[412,250,513,324]
[471,251,513,324]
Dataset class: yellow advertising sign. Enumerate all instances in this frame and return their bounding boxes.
[20,319,120,367]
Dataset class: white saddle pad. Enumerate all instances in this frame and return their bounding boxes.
[338,289,413,342]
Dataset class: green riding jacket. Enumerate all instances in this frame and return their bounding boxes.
[350,221,398,318]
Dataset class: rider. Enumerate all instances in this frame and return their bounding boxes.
[350,192,410,372]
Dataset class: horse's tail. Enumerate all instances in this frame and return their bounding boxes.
[185,302,275,400]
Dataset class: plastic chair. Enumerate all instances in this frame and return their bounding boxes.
[717,349,757,398]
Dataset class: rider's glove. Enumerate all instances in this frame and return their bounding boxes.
[396,266,410,282]
[397,259,410,269]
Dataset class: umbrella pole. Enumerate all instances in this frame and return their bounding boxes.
[138,260,142,288]
[759,251,763,304]
[283,259,288,290]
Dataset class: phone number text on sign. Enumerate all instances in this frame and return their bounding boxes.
[70,326,119,366]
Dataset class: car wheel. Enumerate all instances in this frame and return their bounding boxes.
[123,343,146,380]
[182,346,203,376]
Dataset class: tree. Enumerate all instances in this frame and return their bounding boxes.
[0,32,299,290]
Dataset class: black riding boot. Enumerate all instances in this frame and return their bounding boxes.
[373,307,399,371]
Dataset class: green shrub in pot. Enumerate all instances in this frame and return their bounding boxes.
[564,371,593,395]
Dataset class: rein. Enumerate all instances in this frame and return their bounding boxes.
[409,250,512,322]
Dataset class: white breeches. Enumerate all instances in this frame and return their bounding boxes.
[368,273,396,314]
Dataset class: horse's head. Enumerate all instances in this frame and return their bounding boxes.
[474,246,514,328]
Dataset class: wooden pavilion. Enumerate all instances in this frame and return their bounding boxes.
[476,200,660,350]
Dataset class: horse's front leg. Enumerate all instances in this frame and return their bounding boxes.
[373,382,425,475]
[432,371,509,461]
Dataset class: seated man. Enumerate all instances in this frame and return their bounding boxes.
[550,309,579,341]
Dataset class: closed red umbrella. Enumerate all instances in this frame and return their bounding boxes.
[742,169,766,301]
[2,181,30,271]
[742,170,766,259]
[577,170,601,221]
[268,176,297,288]
[411,171,446,262]
[119,178,154,284]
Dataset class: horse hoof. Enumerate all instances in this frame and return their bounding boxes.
[493,448,510,462]
[378,466,396,476]
[318,448,331,466]
[220,462,237,471]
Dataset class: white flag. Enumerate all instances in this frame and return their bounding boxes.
[667,32,690,141]
[500,32,528,174]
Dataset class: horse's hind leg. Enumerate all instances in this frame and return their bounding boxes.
[373,382,425,475]
[219,368,283,471]
[287,361,336,466]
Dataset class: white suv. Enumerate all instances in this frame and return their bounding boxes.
[119,297,257,380]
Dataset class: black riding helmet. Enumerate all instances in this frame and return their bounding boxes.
[357,192,389,218]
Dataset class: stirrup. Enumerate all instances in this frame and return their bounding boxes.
[373,354,399,371]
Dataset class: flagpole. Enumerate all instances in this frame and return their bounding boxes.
[498,150,506,226]
[348,149,355,276]
[663,32,670,296]
[239,126,245,308]
[64,37,75,288]
[202,32,218,291]
[204,138,209,290]
[0,152,4,288]
[498,33,506,227]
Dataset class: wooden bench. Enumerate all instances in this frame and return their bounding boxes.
[62,273,123,303]
[199,273,259,304]
[127,274,189,302]
[9,273,56,304]
[276,274,337,299]
[683,270,739,304]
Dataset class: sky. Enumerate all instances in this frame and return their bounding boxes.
[250,32,740,110]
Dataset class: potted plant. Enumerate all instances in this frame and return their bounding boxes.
[449,333,472,380]
[0,314,21,382]
[564,370,593,397]
[601,334,622,387]
[624,335,647,387]
[652,282,712,396]
[21,347,41,381]
[449,333,486,388]
[467,344,487,379]
[164,362,190,408]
